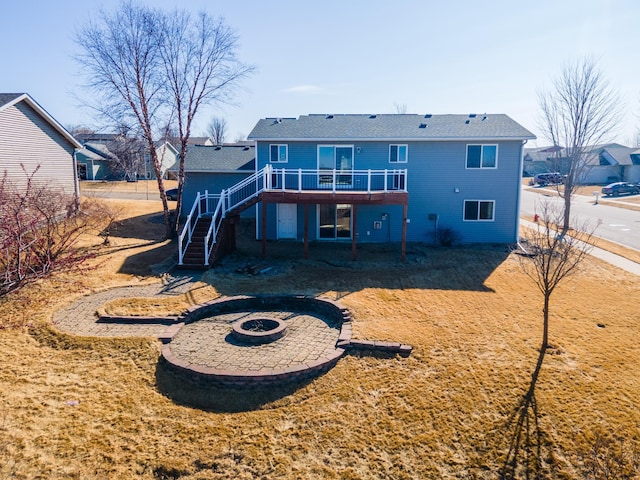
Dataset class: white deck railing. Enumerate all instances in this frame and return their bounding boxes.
[178,165,408,265]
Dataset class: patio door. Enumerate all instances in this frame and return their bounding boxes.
[277,203,297,239]
[318,204,351,239]
[318,145,353,187]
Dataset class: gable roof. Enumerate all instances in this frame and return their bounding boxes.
[0,93,82,149]
[175,144,255,173]
[187,136,213,146]
[248,114,536,141]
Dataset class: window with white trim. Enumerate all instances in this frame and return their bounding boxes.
[389,144,408,163]
[269,144,288,163]
[466,144,497,169]
[464,200,495,221]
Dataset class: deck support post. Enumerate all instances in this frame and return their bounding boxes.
[401,203,408,262]
[351,205,358,261]
[261,201,267,258]
[303,204,309,259]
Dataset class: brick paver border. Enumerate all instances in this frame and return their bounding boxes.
[161,295,353,387]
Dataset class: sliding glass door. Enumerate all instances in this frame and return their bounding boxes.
[318,204,351,239]
[317,145,353,187]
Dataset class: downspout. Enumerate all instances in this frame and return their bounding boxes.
[514,139,528,242]
[73,149,81,210]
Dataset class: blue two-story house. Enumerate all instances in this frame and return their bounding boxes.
[177,113,535,268]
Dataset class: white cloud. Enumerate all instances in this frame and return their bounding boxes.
[281,85,326,94]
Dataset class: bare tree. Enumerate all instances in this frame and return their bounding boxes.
[207,116,227,145]
[75,1,173,237]
[518,200,598,354]
[538,57,622,235]
[158,10,254,232]
[501,200,598,476]
[393,102,408,114]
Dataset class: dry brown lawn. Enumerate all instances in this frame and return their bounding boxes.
[1,200,639,479]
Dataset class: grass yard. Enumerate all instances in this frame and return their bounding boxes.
[0,199,639,479]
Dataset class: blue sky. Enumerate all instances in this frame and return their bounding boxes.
[2,0,638,146]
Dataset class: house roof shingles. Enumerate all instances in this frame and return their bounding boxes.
[176,144,255,172]
[248,114,536,141]
[0,93,24,107]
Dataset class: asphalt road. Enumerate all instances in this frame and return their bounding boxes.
[520,187,640,251]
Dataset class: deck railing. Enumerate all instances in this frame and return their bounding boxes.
[268,167,407,193]
[178,165,408,265]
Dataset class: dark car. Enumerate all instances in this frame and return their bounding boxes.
[166,188,179,201]
[601,182,640,197]
[534,172,564,186]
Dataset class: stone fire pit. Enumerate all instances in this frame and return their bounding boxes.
[231,317,287,344]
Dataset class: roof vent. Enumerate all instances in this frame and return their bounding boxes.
[326,114,334,119]
[465,120,470,124]
[469,113,477,118]
[419,123,428,129]
[215,146,222,150]
[369,114,377,119]
[482,114,487,121]
[424,114,432,118]
[243,146,250,151]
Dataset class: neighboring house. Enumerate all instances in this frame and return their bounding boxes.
[149,141,179,180]
[177,113,535,268]
[0,93,81,196]
[171,143,255,216]
[522,145,564,176]
[581,143,640,184]
[524,143,640,184]
[75,142,116,180]
[187,136,214,146]
[76,133,178,181]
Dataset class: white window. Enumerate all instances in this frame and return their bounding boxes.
[389,144,408,163]
[466,145,497,169]
[464,200,495,221]
[269,144,288,163]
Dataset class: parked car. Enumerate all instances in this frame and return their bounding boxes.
[165,188,179,201]
[601,182,640,197]
[534,172,564,186]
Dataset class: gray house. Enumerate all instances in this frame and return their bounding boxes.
[177,113,534,268]
[581,144,640,184]
[524,143,640,184]
[173,144,255,216]
[0,93,81,195]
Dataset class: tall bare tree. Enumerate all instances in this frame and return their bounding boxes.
[75,1,173,237]
[538,57,622,235]
[207,116,227,145]
[158,10,254,231]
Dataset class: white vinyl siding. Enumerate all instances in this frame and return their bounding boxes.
[0,102,77,194]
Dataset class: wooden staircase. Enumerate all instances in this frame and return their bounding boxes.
[179,216,215,270]
[178,194,260,270]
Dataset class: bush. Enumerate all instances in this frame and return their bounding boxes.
[438,227,458,246]
[0,168,100,297]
